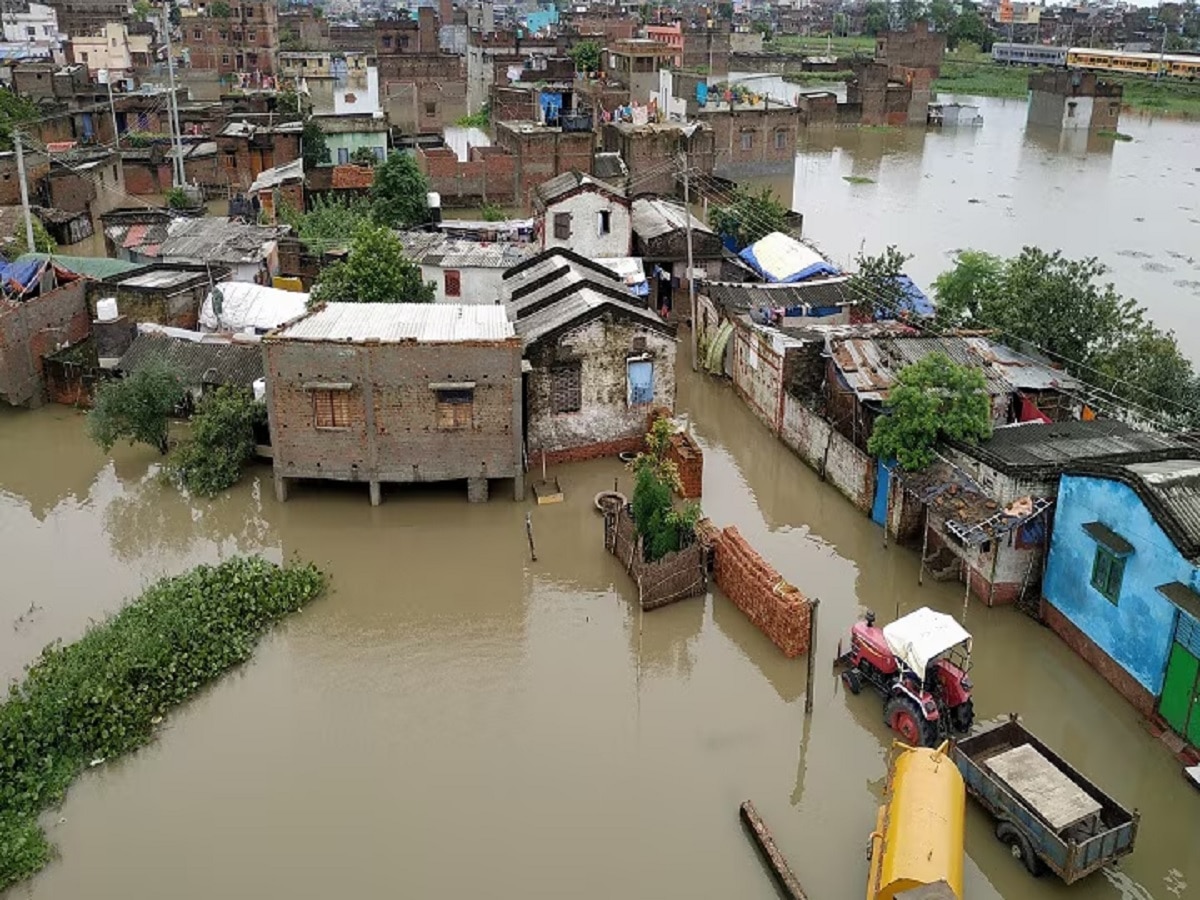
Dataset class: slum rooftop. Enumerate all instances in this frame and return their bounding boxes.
[396,232,538,270]
[631,197,713,239]
[706,278,853,314]
[273,303,516,343]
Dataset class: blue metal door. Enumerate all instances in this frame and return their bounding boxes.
[871,458,891,526]
[628,360,654,406]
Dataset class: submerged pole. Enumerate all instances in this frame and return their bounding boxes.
[739,801,808,900]
[525,512,537,562]
[805,598,819,716]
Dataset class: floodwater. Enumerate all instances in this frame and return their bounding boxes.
[2,359,1198,899]
[735,87,1200,361]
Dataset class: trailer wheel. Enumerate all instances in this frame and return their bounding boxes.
[996,821,1043,877]
[884,695,936,747]
[843,668,863,695]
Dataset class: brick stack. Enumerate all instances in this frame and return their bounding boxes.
[713,526,812,658]
[668,431,703,500]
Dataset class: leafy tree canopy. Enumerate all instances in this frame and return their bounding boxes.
[0,90,40,153]
[170,386,266,497]
[848,245,913,319]
[569,40,602,73]
[370,151,430,229]
[310,222,434,305]
[279,195,371,254]
[708,186,788,251]
[627,418,699,562]
[301,119,328,170]
[867,352,993,471]
[87,361,184,455]
[863,1,891,35]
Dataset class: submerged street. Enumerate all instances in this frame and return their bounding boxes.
[1,354,1197,899]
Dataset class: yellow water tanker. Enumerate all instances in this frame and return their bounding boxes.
[866,741,966,900]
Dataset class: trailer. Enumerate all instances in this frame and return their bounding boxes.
[951,718,1139,883]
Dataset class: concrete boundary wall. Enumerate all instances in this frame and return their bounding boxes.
[780,394,875,513]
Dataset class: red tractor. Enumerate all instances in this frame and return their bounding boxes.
[836,606,975,747]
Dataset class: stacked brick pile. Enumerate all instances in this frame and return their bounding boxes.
[668,431,703,500]
[713,526,812,658]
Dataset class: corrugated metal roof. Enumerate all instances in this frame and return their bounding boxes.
[248,158,304,195]
[275,303,515,343]
[707,278,853,314]
[514,285,667,348]
[158,218,289,265]
[533,171,625,207]
[397,232,538,270]
[631,197,712,240]
[831,336,1011,402]
[962,336,1081,391]
[1087,459,1200,562]
[118,331,263,388]
[16,253,143,280]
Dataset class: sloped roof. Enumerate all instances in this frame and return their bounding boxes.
[706,278,853,314]
[830,335,1012,402]
[503,246,627,284]
[273,302,515,343]
[739,231,839,283]
[248,158,304,195]
[156,218,289,265]
[200,281,309,332]
[16,253,142,280]
[532,171,626,209]
[592,152,628,183]
[631,197,712,241]
[117,331,264,388]
[397,232,538,270]
[513,284,671,348]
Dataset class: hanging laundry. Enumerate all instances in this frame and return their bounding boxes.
[1018,394,1052,424]
[1081,404,1096,421]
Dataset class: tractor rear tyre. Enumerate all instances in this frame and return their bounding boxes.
[996,821,1043,877]
[951,699,975,733]
[884,695,937,747]
[843,668,863,695]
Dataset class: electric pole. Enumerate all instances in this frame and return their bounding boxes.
[162,5,185,187]
[14,130,35,253]
[106,69,120,151]
[680,153,698,373]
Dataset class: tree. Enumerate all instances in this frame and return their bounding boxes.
[627,418,699,562]
[170,386,265,497]
[209,0,232,16]
[0,90,40,152]
[934,247,1200,427]
[895,0,929,29]
[928,0,958,35]
[350,146,379,167]
[867,353,993,471]
[951,3,992,51]
[848,245,913,319]
[708,186,788,250]
[88,362,183,456]
[370,151,430,229]
[864,1,891,35]
[279,195,371,254]
[310,223,435,304]
[302,120,328,170]
[8,216,56,257]
[569,40,602,74]
[132,0,152,21]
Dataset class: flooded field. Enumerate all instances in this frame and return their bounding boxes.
[736,91,1200,361]
[2,358,1197,899]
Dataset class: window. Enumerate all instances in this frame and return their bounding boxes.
[248,29,257,42]
[1066,102,1076,119]
[1091,547,1125,604]
[553,211,571,240]
[313,390,351,428]
[219,30,227,40]
[337,147,350,164]
[193,28,202,40]
[551,362,582,414]
[222,54,230,65]
[598,209,611,236]
[740,130,753,151]
[25,26,34,37]
[425,101,437,115]
[627,359,654,406]
[775,129,788,150]
[436,389,474,430]
[382,35,393,49]
[444,269,461,297]
[373,146,385,161]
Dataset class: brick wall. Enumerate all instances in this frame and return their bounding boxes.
[713,526,813,657]
[493,123,594,210]
[87,268,216,329]
[704,105,799,175]
[0,280,90,408]
[416,144,517,206]
[122,158,173,195]
[667,430,703,499]
[265,336,523,488]
[1042,599,1156,719]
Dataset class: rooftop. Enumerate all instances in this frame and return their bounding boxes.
[309,114,390,134]
[706,278,854,314]
[533,170,626,207]
[631,197,712,241]
[831,335,1016,403]
[118,330,264,388]
[1074,458,1200,562]
[273,303,515,343]
[249,158,304,195]
[396,232,538,270]
[16,253,142,280]
[513,283,671,349]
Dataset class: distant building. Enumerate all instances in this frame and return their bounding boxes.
[3,3,63,56]
[264,303,524,505]
[42,0,130,38]
[181,0,280,76]
[531,171,632,258]
[1027,70,1123,132]
[1042,459,1200,745]
[310,114,389,166]
[117,327,265,401]
[67,22,150,74]
[88,263,229,330]
[492,120,594,209]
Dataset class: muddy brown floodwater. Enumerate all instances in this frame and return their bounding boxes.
[2,358,1199,899]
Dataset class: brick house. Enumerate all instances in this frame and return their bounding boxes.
[697,102,801,176]
[531,172,632,258]
[263,303,524,506]
[492,120,594,210]
[0,274,89,408]
[182,0,280,76]
[216,121,303,192]
[599,121,716,197]
[87,263,228,330]
[503,250,676,464]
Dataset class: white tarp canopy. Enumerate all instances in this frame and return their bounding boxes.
[200,281,309,333]
[882,607,972,675]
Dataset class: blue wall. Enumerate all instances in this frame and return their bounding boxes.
[522,6,559,33]
[1044,474,1200,695]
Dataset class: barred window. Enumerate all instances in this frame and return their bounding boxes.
[313,390,350,428]
[553,212,571,240]
[436,389,474,430]
[551,362,582,414]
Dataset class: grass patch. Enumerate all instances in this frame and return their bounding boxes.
[1097,129,1134,141]
[843,175,875,184]
[783,70,853,85]
[0,557,326,891]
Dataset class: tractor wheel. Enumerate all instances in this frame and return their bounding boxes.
[843,668,863,695]
[996,822,1043,877]
[884,695,937,747]
[952,699,975,733]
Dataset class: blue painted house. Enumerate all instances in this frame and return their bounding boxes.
[1043,459,1200,744]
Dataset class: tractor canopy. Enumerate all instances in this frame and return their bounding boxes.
[882,607,972,676]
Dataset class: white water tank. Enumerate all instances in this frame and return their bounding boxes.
[253,378,267,403]
[96,297,119,322]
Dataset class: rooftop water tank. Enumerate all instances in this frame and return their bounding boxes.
[96,297,119,322]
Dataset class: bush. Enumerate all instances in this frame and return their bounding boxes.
[628,418,699,562]
[87,361,184,455]
[170,386,266,497]
[0,557,325,891]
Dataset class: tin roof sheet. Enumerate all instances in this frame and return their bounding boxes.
[831,336,1012,402]
[276,303,515,343]
[631,197,712,240]
[397,232,538,270]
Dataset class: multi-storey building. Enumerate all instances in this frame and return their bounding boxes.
[181,1,279,76]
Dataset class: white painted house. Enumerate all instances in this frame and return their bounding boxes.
[531,171,632,259]
[397,232,538,304]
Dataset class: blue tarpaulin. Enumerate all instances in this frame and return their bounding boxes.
[0,258,44,295]
[696,82,709,106]
[738,232,840,283]
[879,274,935,319]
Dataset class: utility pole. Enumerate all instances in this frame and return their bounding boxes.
[680,153,697,372]
[1158,24,1168,79]
[105,69,120,151]
[14,130,35,253]
[162,6,185,187]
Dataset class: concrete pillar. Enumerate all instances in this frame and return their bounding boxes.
[274,473,289,503]
[467,477,489,503]
[369,480,382,506]
[513,469,524,501]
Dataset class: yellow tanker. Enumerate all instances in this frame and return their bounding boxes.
[866,741,965,900]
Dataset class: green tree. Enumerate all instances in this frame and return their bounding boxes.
[7,216,56,257]
[0,92,40,152]
[302,120,329,170]
[951,3,992,51]
[708,186,788,250]
[132,0,152,21]
[848,245,913,319]
[479,202,506,222]
[569,40,602,74]
[370,151,430,228]
[209,0,232,16]
[928,0,958,35]
[627,418,699,562]
[87,361,183,455]
[895,0,929,28]
[864,1,891,35]
[867,353,993,471]
[170,386,266,497]
[310,223,435,304]
[350,146,379,167]
[279,194,371,254]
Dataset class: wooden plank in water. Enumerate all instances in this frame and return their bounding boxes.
[739,800,808,900]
